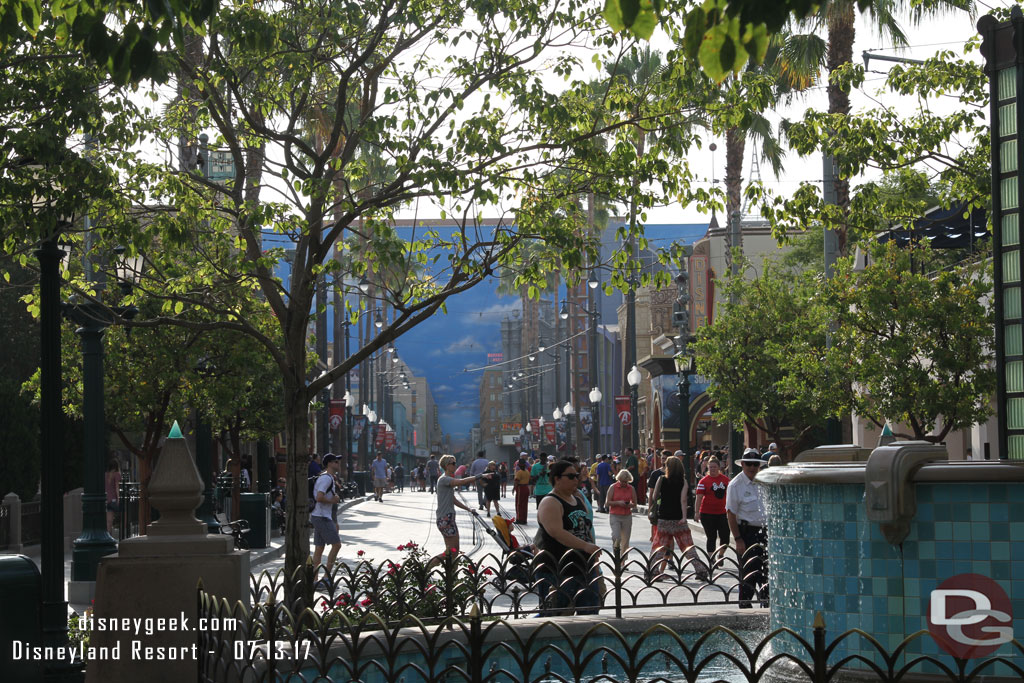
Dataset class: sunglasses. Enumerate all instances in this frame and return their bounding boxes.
[560,472,580,480]
[743,462,762,467]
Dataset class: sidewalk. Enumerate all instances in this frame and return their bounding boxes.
[8,494,370,616]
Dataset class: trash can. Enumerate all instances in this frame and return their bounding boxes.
[351,471,369,497]
[239,492,270,549]
[0,555,42,681]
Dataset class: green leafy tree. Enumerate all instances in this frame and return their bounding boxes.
[829,241,994,442]
[75,0,708,584]
[693,260,844,457]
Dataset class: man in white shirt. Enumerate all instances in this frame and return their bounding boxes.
[311,454,343,589]
[725,448,768,609]
[370,452,389,502]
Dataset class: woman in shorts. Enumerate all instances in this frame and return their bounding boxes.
[432,455,494,562]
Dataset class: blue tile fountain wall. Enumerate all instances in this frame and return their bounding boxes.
[765,480,1024,673]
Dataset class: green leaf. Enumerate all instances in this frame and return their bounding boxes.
[602,0,624,32]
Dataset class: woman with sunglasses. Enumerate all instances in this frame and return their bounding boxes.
[534,459,601,615]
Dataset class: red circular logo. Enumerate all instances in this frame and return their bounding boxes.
[927,574,1014,659]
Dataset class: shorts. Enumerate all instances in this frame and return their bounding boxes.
[373,478,387,488]
[436,512,458,537]
[311,515,340,546]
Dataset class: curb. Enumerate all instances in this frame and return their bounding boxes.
[250,494,373,568]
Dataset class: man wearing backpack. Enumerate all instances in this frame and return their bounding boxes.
[311,454,342,589]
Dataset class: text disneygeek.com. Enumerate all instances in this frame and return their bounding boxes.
[10,611,239,664]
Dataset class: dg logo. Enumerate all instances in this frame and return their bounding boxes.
[928,574,1014,659]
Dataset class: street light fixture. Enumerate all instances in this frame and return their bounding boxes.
[358,275,371,294]
[553,406,562,420]
[374,309,383,329]
[588,269,600,290]
[559,301,569,320]
[627,364,642,450]
[589,387,603,404]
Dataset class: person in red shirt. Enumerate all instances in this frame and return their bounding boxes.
[694,457,730,569]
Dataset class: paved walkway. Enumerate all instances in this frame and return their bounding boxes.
[8,487,764,618]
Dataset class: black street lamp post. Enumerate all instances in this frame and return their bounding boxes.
[37,233,81,682]
[65,249,137,596]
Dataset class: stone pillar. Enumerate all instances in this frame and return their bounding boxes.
[63,487,83,552]
[87,422,249,683]
[3,493,22,553]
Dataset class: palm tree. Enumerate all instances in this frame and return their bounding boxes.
[798,0,975,255]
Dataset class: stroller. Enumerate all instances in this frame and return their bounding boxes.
[467,503,534,586]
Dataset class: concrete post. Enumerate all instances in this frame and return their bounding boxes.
[3,493,22,553]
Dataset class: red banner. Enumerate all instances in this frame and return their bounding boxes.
[374,425,386,445]
[531,418,541,436]
[385,431,396,449]
[615,395,632,425]
[544,422,556,443]
[329,400,346,429]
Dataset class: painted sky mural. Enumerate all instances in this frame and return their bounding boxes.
[264,222,709,440]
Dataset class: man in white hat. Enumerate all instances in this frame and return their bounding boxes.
[725,447,768,608]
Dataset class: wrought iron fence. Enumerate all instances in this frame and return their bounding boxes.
[197,584,1024,683]
[20,499,41,546]
[118,481,141,541]
[243,543,767,628]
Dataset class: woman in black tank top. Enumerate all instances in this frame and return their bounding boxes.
[533,459,601,614]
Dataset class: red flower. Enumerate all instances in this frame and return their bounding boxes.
[357,550,365,557]
[360,598,372,607]
[397,544,406,551]
[483,568,494,576]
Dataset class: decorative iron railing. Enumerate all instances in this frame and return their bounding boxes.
[197,585,1024,683]
[247,544,768,624]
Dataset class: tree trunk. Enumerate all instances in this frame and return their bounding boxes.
[724,127,746,222]
[282,371,312,595]
[827,4,855,256]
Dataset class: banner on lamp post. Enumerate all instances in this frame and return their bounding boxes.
[352,416,368,441]
[329,400,346,429]
[616,395,632,425]
[531,418,541,437]
[544,422,556,443]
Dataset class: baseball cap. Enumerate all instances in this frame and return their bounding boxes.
[322,453,340,465]
[768,442,778,451]
[547,455,555,462]
[520,451,528,457]
[740,448,762,463]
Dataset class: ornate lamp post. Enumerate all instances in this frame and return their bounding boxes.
[627,364,642,449]
[589,387,603,460]
[563,401,575,454]
[65,246,138,601]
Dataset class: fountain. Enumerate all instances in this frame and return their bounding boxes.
[758,441,1024,677]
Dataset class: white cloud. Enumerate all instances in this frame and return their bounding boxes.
[461,301,520,325]
[444,336,480,354]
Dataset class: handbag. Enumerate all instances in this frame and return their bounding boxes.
[647,496,659,525]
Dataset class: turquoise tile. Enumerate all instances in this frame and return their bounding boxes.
[917,541,935,560]
[936,544,953,560]
[844,504,858,521]
[916,503,934,522]
[935,505,952,522]
[969,503,989,521]
[953,521,971,539]
[1010,523,1024,542]
[936,521,953,539]
[989,484,1008,503]
[972,560,993,575]
[992,562,1012,580]
[905,579,920,597]
[971,541,991,560]
[992,506,1009,523]
[917,486,933,503]
[992,525,1010,541]
[919,559,936,577]
[916,522,934,541]
[970,522,991,541]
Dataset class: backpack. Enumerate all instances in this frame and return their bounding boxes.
[309,473,334,512]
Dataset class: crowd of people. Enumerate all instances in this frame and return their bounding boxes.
[295,443,775,611]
